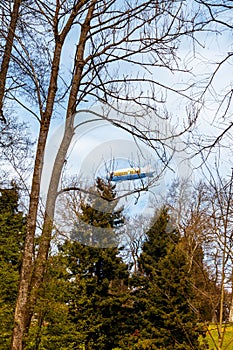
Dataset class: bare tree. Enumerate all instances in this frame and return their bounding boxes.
[167,172,233,350]
[203,170,233,350]
[190,1,233,155]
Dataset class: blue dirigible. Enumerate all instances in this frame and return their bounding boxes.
[106,167,154,182]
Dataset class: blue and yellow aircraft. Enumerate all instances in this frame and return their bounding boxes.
[106,167,154,182]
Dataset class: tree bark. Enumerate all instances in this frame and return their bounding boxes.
[0,0,21,123]
[11,115,50,350]
[11,0,92,346]
[11,36,64,350]
[26,114,75,330]
[22,0,97,339]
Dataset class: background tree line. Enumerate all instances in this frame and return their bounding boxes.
[1,177,233,349]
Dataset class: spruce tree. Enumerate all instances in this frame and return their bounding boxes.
[0,186,25,349]
[128,207,206,350]
[28,178,131,350]
[66,178,130,349]
[71,177,124,247]
[55,241,130,350]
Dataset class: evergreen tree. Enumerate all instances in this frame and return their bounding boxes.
[127,207,206,350]
[56,241,130,350]
[71,177,124,248]
[0,186,25,349]
[27,178,131,350]
[65,178,130,349]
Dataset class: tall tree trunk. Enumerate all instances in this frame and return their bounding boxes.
[11,2,89,344]
[23,0,97,338]
[11,115,51,350]
[0,0,21,123]
[26,113,75,329]
[11,1,90,346]
[11,39,64,350]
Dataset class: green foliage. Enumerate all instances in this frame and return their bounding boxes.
[71,177,124,247]
[127,207,207,350]
[0,186,25,349]
[26,254,83,350]
[59,241,130,350]
[25,188,209,349]
[26,179,130,350]
[26,241,131,350]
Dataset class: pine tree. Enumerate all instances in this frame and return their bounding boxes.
[127,207,206,350]
[0,186,25,349]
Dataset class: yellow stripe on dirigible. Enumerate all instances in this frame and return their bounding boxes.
[106,167,154,182]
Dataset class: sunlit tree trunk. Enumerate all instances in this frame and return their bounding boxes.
[11,18,65,350]
[23,0,96,339]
